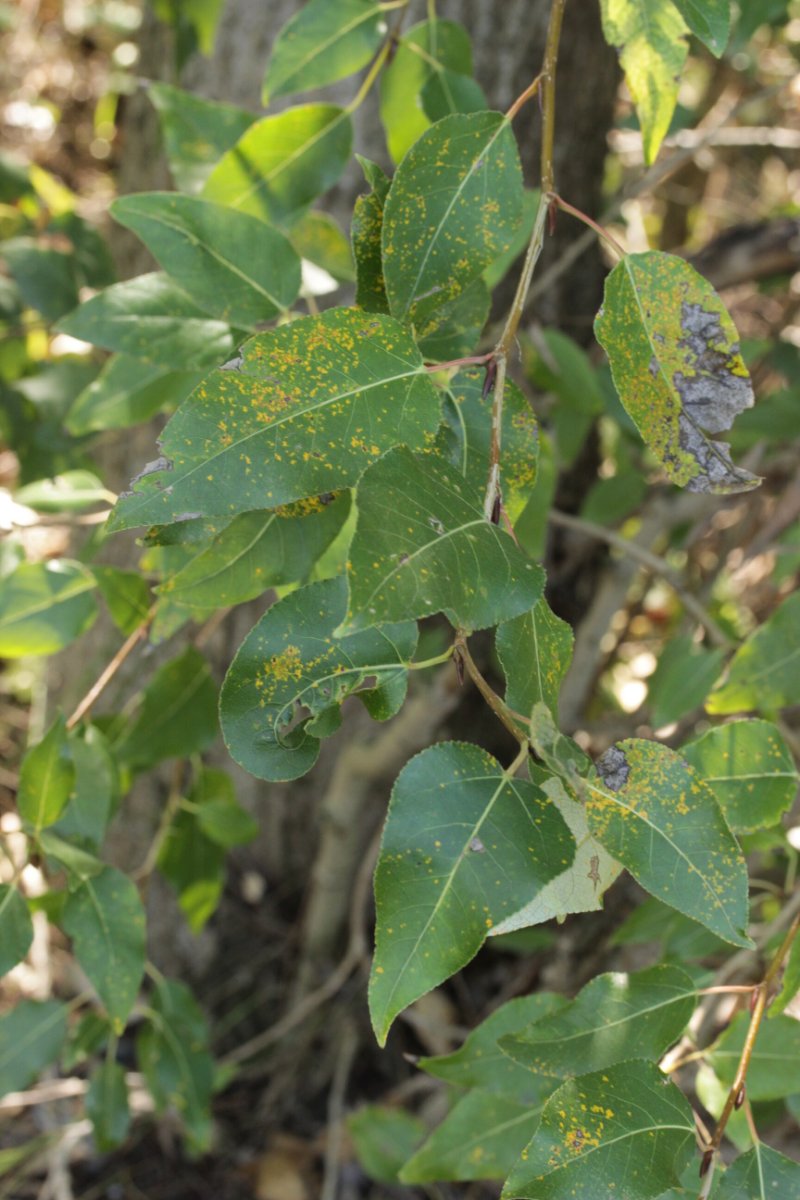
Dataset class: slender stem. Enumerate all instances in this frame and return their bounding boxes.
[552,194,626,258]
[506,74,543,122]
[133,760,186,882]
[697,985,757,996]
[454,632,527,746]
[408,647,455,671]
[547,508,734,649]
[539,0,567,196]
[66,607,155,731]
[704,911,800,1159]
[346,37,392,114]
[425,352,494,373]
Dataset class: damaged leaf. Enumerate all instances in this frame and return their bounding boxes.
[595,252,760,494]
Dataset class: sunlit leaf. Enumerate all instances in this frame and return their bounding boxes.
[497,597,573,721]
[706,591,800,714]
[342,447,544,634]
[108,308,440,532]
[288,209,355,282]
[62,867,146,1031]
[369,741,575,1044]
[221,576,417,782]
[682,719,798,833]
[500,965,695,1080]
[382,111,524,328]
[203,103,352,225]
[402,1090,542,1183]
[599,0,688,164]
[263,0,385,103]
[0,560,97,658]
[503,1061,695,1199]
[58,272,233,368]
[768,932,800,1016]
[595,252,758,493]
[111,193,301,327]
[148,82,254,194]
[17,714,74,835]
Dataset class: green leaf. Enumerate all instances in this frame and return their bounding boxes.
[421,67,488,123]
[0,560,97,657]
[402,1090,542,1183]
[503,1061,695,1200]
[414,277,490,362]
[17,714,74,834]
[66,355,205,435]
[369,741,575,1045]
[342,447,544,634]
[682,719,798,834]
[497,597,573,721]
[263,0,385,103]
[597,250,762,494]
[108,308,440,532]
[112,193,301,329]
[158,800,225,933]
[137,978,214,1152]
[62,867,146,1031]
[15,470,110,513]
[420,993,567,1103]
[599,0,689,164]
[347,1105,426,1185]
[382,111,524,327]
[708,1012,800,1100]
[58,272,233,369]
[288,210,355,282]
[718,1145,800,1198]
[768,931,800,1016]
[647,635,726,728]
[437,368,539,524]
[87,1060,130,1150]
[0,1001,67,1096]
[706,591,800,714]
[192,767,258,848]
[220,577,417,782]
[672,0,731,55]
[595,252,759,494]
[39,830,105,882]
[52,726,116,850]
[0,886,33,976]
[93,566,151,636]
[203,103,352,225]
[113,647,218,771]
[500,966,695,1081]
[148,82,255,194]
[159,493,350,610]
[62,1011,111,1070]
[580,737,751,947]
[3,238,79,321]
[351,157,391,313]
[379,20,478,163]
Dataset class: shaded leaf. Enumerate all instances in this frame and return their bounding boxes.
[342,447,544,634]
[647,635,726,728]
[17,714,74,835]
[53,726,116,850]
[87,1060,130,1151]
[66,356,205,435]
[706,591,800,714]
[420,993,567,1103]
[3,238,79,321]
[421,67,488,122]
[62,867,146,1031]
[682,719,798,834]
[717,1144,800,1198]
[192,767,258,848]
[503,1060,695,1199]
[159,493,350,610]
[111,193,301,327]
[497,597,573,721]
[708,1012,800,1100]
[113,647,218,771]
[0,1001,67,1096]
[220,577,417,782]
[0,560,97,658]
[415,277,491,363]
[93,567,151,636]
[369,741,575,1044]
[108,308,440,532]
[58,272,233,369]
[352,157,391,313]
[673,0,730,55]
[402,1090,541,1183]
[158,799,225,933]
[595,252,758,493]
[203,103,352,225]
[599,0,688,164]
[768,931,800,1016]
[137,978,214,1152]
[263,0,385,103]
[382,111,524,328]
[0,886,33,977]
[500,965,695,1081]
[148,82,254,193]
[15,470,110,513]
[39,830,104,883]
[348,1105,426,1185]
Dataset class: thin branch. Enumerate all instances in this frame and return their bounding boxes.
[454,632,527,746]
[552,194,626,258]
[65,607,156,731]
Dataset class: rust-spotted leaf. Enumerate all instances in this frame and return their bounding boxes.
[382,111,524,330]
[595,252,759,494]
[109,308,440,532]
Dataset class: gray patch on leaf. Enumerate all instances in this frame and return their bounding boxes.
[673,302,759,493]
[220,353,244,371]
[596,745,630,792]
[469,837,486,853]
[119,454,172,499]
